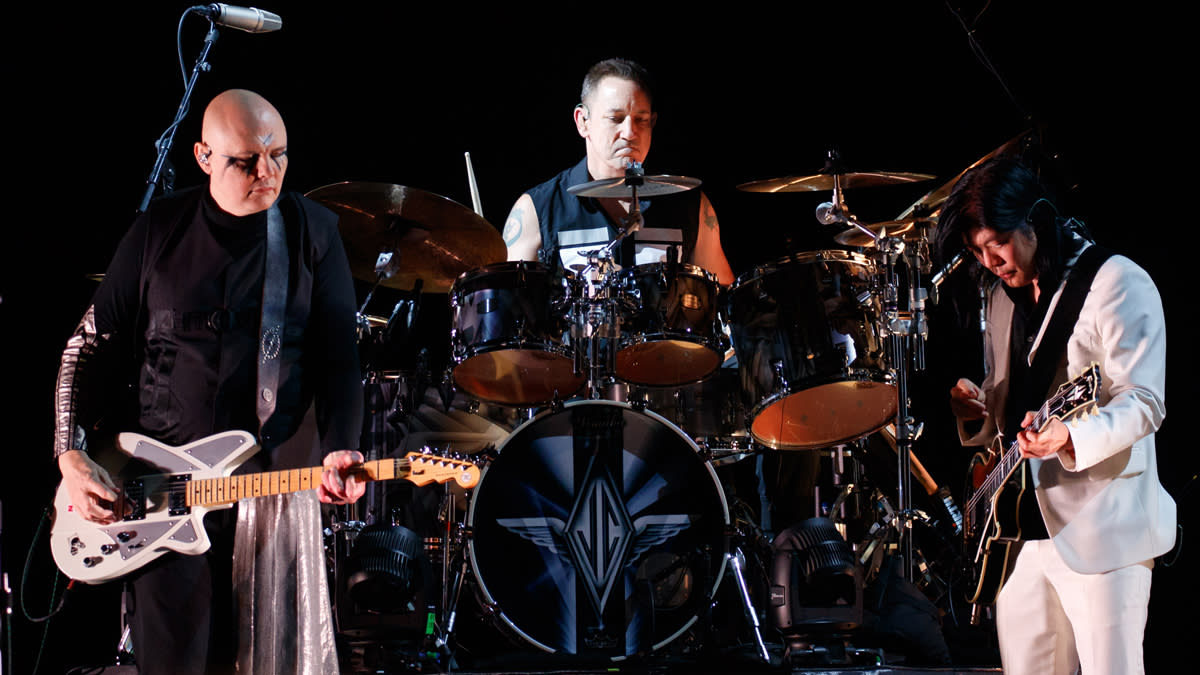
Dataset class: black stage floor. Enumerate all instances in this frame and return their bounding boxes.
[337,643,1004,675]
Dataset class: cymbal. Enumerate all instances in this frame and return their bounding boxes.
[737,171,935,193]
[567,174,701,198]
[897,129,1036,219]
[833,218,927,247]
[306,182,506,293]
[86,273,105,282]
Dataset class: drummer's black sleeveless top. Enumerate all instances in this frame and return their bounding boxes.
[527,157,701,274]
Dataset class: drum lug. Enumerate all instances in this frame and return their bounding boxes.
[771,359,790,393]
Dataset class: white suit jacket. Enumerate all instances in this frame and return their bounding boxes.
[958,246,1176,574]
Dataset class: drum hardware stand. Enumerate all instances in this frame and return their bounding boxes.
[430,483,468,653]
[726,544,773,663]
[571,163,649,401]
[815,444,856,533]
[873,222,935,584]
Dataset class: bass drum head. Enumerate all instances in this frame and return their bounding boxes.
[467,400,729,659]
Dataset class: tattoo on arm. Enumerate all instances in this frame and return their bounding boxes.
[701,199,717,231]
[503,209,524,247]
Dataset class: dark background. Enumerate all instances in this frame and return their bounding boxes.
[2,2,1193,673]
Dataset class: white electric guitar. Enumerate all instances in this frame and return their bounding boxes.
[50,430,480,584]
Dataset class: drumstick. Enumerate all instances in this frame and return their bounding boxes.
[465,151,484,216]
[880,423,940,496]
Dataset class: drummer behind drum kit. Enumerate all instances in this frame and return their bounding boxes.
[304,147,996,667]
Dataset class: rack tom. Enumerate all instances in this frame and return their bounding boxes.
[724,250,896,450]
[450,261,584,406]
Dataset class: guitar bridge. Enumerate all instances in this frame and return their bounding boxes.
[167,474,192,516]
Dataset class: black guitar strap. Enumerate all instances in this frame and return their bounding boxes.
[1006,243,1113,438]
[257,202,288,437]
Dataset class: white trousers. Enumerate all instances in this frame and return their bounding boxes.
[996,538,1152,675]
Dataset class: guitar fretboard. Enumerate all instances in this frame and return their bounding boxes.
[183,457,411,507]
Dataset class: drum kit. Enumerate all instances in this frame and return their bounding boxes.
[305,142,1021,667]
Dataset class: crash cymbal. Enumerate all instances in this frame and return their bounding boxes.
[897,129,1036,220]
[833,218,926,247]
[737,171,935,193]
[567,174,701,198]
[86,273,105,282]
[306,182,506,293]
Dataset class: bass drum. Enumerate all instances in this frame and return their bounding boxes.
[467,400,729,659]
[725,250,897,450]
[450,261,585,407]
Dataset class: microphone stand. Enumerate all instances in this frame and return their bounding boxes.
[137,17,220,215]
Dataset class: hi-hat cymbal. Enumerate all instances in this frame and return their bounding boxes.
[737,171,935,193]
[896,129,1037,220]
[567,174,701,198]
[833,218,928,247]
[306,182,506,293]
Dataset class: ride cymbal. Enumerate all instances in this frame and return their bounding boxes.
[896,129,1037,220]
[737,171,935,193]
[306,182,506,293]
[567,174,701,198]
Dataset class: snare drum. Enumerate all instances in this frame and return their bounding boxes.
[608,262,728,387]
[725,250,896,450]
[450,261,585,406]
[467,400,729,658]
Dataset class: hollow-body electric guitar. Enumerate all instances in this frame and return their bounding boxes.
[50,430,479,584]
[963,363,1100,605]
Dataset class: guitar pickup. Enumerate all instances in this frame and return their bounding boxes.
[167,474,192,516]
[124,479,146,521]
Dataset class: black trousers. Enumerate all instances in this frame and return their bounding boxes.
[125,509,237,675]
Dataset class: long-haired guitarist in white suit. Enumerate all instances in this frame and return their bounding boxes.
[933,157,1175,675]
[54,89,365,674]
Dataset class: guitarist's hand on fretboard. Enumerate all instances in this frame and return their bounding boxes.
[318,449,367,504]
[57,449,120,524]
[1016,412,1075,460]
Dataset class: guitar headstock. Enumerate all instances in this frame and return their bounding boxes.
[404,452,481,489]
[1050,362,1101,423]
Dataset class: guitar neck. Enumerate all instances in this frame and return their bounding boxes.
[965,440,1024,515]
[186,457,409,508]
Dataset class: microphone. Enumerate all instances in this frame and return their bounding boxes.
[815,201,841,225]
[928,249,968,305]
[193,4,282,33]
